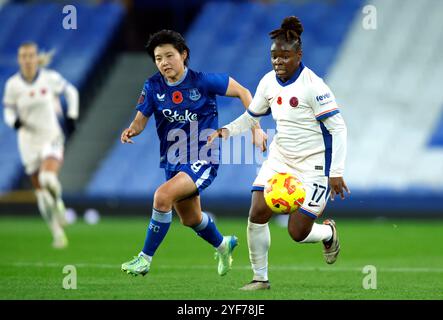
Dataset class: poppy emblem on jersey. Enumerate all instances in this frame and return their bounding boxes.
[277,97,282,105]
[290,97,298,108]
[137,89,146,105]
[41,88,47,95]
[172,91,183,104]
[189,88,201,101]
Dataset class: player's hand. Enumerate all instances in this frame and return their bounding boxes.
[121,127,137,144]
[329,177,350,201]
[251,125,267,152]
[207,128,229,146]
[13,119,22,130]
[65,117,76,136]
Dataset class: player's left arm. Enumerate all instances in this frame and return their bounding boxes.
[321,113,350,200]
[62,82,79,135]
[50,70,79,135]
[224,77,252,109]
[310,79,349,200]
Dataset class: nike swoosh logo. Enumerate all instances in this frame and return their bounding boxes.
[307,202,320,207]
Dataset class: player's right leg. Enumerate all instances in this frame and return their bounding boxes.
[121,172,200,276]
[240,190,273,291]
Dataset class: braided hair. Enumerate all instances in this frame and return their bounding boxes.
[269,16,303,51]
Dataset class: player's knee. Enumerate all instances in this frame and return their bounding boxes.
[153,189,173,211]
[38,171,61,197]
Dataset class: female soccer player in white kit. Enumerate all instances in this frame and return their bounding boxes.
[2,42,79,249]
[208,16,350,290]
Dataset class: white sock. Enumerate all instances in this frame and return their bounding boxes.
[247,220,270,282]
[139,251,152,263]
[35,189,64,240]
[216,237,227,253]
[35,190,52,222]
[300,223,332,243]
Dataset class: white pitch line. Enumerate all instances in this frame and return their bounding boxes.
[3,262,443,273]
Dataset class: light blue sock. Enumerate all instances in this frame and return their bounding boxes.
[142,208,172,256]
[192,212,224,248]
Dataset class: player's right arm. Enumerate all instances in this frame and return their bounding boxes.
[121,111,149,144]
[121,81,153,144]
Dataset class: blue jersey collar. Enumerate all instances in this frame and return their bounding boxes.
[275,62,305,87]
[165,67,188,87]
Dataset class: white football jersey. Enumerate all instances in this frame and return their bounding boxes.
[248,63,340,176]
[3,68,66,145]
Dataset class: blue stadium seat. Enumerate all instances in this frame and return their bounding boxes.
[429,106,443,147]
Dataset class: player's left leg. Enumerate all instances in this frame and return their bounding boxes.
[174,195,238,276]
[123,172,197,276]
[288,213,339,264]
[287,175,340,264]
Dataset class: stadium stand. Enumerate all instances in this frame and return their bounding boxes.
[326,0,443,212]
[0,2,124,193]
[327,0,443,190]
[4,0,441,215]
[60,54,157,193]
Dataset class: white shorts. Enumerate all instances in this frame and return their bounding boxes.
[252,153,330,219]
[19,135,64,175]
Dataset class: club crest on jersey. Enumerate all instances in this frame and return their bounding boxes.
[172,91,183,104]
[290,97,298,108]
[156,93,165,101]
[189,88,201,101]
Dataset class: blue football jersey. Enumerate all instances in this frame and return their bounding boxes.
[136,68,229,171]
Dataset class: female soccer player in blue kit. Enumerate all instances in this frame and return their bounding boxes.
[120,30,267,277]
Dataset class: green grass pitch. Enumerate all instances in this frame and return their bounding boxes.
[0,215,442,300]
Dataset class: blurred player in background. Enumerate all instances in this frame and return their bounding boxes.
[120,30,267,277]
[2,42,79,249]
[208,16,349,290]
